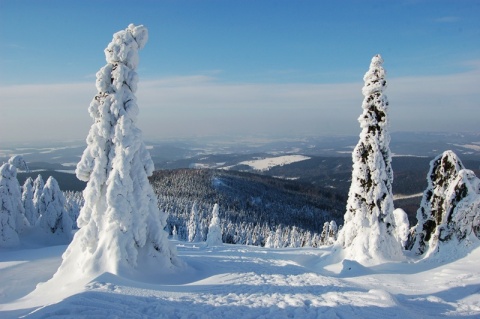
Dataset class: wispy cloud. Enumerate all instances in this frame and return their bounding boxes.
[1,63,479,143]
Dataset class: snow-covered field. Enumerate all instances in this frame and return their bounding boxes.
[1,241,479,319]
[233,155,311,172]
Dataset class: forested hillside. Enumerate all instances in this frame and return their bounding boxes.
[150,169,345,246]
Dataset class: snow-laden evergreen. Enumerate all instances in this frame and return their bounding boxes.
[424,168,480,258]
[206,203,223,246]
[408,151,465,255]
[37,177,73,241]
[408,150,480,258]
[0,163,28,247]
[7,155,29,172]
[56,24,180,279]
[393,208,409,248]
[188,202,202,242]
[32,175,45,223]
[22,177,36,226]
[0,164,21,247]
[336,55,403,264]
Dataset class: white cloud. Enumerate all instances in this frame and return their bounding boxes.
[1,63,479,144]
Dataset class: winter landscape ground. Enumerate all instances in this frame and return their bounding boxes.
[0,240,479,318]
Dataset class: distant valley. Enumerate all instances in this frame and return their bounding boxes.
[3,131,479,225]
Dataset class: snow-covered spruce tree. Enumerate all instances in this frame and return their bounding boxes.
[0,163,28,247]
[32,174,45,222]
[22,177,36,226]
[408,151,465,255]
[57,24,180,277]
[327,220,338,245]
[393,208,409,249]
[336,54,403,263]
[206,203,223,246]
[37,177,73,240]
[424,169,480,257]
[187,202,202,242]
[8,155,30,172]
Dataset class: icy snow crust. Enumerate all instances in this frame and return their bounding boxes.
[1,242,479,318]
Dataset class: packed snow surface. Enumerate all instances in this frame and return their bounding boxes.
[236,155,311,172]
[1,242,479,318]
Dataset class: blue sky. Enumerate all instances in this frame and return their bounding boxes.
[0,0,479,144]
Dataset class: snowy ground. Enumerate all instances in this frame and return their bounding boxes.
[233,155,311,172]
[1,242,479,319]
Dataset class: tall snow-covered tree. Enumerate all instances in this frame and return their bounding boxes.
[336,54,403,263]
[57,24,180,278]
[32,174,45,222]
[206,203,223,246]
[0,163,27,247]
[408,151,465,254]
[37,177,73,240]
[188,202,201,242]
[22,177,36,226]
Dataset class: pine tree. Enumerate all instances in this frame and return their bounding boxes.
[37,177,73,240]
[32,174,45,223]
[206,204,223,246]
[188,202,201,242]
[427,169,480,255]
[289,226,301,248]
[0,163,26,247]
[22,177,36,226]
[409,151,465,254]
[337,54,403,263]
[57,24,180,277]
[8,155,29,172]
[172,225,179,241]
[327,220,338,245]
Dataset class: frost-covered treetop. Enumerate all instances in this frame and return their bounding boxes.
[104,24,148,70]
[0,163,16,179]
[8,155,29,172]
[362,54,387,97]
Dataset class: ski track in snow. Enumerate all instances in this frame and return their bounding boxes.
[0,243,479,319]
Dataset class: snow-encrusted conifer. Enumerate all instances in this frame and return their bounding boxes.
[337,55,403,263]
[22,177,36,226]
[8,155,29,172]
[265,231,275,248]
[32,175,45,222]
[289,226,301,247]
[171,225,179,241]
[409,151,465,254]
[274,228,284,248]
[393,208,409,249]
[206,204,222,246]
[57,24,179,277]
[424,169,480,256]
[188,202,202,242]
[0,163,26,247]
[37,177,72,240]
[327,220,338,245]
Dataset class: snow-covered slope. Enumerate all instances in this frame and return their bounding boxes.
[1,242,479,318]
[224,155,311,172]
